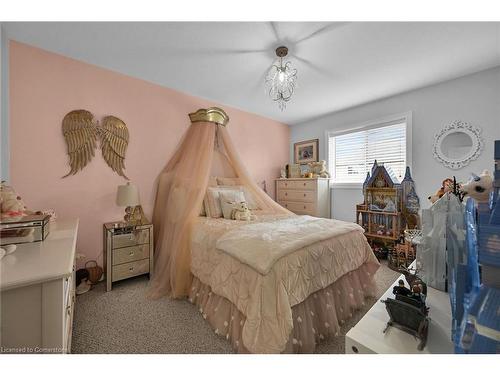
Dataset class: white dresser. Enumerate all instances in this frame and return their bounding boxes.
[0,219,78,354]
[276,178,331,218]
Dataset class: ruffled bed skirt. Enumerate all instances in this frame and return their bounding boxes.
[188,262,378,353]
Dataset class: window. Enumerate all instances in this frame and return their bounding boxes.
[327,113,411,185]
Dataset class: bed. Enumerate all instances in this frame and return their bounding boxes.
[149,109,379,353]
[188,212,380,353]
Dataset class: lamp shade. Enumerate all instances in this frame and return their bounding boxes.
[116,182,140,207]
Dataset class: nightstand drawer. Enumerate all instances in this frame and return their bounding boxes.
[277,180,317,191]
[112,244,150,265]
[278,189,315,203]
[112,259,150,282]
[278,200,316,214]
[112,229,150,249]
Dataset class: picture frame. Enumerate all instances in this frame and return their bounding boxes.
[294,139,319,164]
[286,163,301,178]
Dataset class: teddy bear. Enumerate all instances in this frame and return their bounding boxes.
[0,182,29,219]
[461,170,493,203]
[307,160,330,178]
[0,182,35,239]
[230,201,256,221]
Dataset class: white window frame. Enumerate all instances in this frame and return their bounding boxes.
[325,111,413,189]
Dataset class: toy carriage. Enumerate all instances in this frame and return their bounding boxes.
[382,267,430,351]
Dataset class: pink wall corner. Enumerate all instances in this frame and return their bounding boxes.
[9,41,290,267]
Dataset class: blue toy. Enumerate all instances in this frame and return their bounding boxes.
[450,140,500,354]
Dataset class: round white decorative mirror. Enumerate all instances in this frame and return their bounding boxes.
[432,120,483,170]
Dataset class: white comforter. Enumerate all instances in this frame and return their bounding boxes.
[216,215,364,275]
[190,214,378,353]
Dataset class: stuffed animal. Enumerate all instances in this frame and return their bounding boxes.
[427,178,454,204]
[0,182,35,238]
[230,201,256,221]
[307,160,330,178]
[461,170,493,203]
[0,182,28,219]
[428,188,444,204]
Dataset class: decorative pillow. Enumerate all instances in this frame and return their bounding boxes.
[200,176,219,216]
[219,190,246,219]
[204,186,242,218]
[203,188,222,218]
[215,185,260,211]
[239,186,259,210]
[217,177,241,186]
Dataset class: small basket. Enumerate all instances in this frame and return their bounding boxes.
[85,260,103,284]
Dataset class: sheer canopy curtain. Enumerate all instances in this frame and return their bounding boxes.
[148,114,290,300]
[219,126,290,215]
[149,122,216,299]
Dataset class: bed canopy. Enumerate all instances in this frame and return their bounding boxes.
[148,107,289,299]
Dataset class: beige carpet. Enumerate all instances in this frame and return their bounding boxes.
[71,261,398,354]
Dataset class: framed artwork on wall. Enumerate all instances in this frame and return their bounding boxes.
[294,139,319,164]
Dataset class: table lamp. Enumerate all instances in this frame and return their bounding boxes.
[116,182,146,224]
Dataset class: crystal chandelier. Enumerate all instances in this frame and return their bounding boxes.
[265,46,297,111]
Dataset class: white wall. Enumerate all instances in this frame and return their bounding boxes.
[290,67,500,222]
[0,24,9,181]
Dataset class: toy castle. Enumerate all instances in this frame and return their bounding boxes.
[356,161,420,267]
[451,140,500,353]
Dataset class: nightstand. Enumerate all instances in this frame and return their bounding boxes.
[103,221,154,292]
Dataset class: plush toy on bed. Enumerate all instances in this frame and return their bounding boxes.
[230,201,256,221]
[461,170,493,203]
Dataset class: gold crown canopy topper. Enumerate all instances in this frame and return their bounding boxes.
[188,107,229,126]
[62,109,129,179]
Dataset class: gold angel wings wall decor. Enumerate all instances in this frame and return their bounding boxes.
[62,110,129,179]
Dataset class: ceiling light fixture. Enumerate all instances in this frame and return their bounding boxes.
[265,46,297,111]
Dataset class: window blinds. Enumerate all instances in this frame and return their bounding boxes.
[328,122,406,184]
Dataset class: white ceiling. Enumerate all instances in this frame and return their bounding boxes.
[4,22,500,125]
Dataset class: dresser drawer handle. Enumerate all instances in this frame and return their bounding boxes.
[304,205,306,209]
[129,266,134,272]
[129,251,135,256]
[285,192,288,196]
[303,183,306,186]
[303,193,306,197]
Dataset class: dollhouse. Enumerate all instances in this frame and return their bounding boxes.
[356,162,420,267]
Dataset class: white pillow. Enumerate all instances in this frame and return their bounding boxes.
[219,190,246,219]
[199,176,219,216]
[218,185,259,210]
[204,187,244,218]
[240,186,259,210]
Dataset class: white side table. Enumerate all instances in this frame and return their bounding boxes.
[345,265,453,354]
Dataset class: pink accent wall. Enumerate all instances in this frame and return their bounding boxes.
[9,41,290,267]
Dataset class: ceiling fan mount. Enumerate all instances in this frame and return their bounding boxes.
[275,46,289,58]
